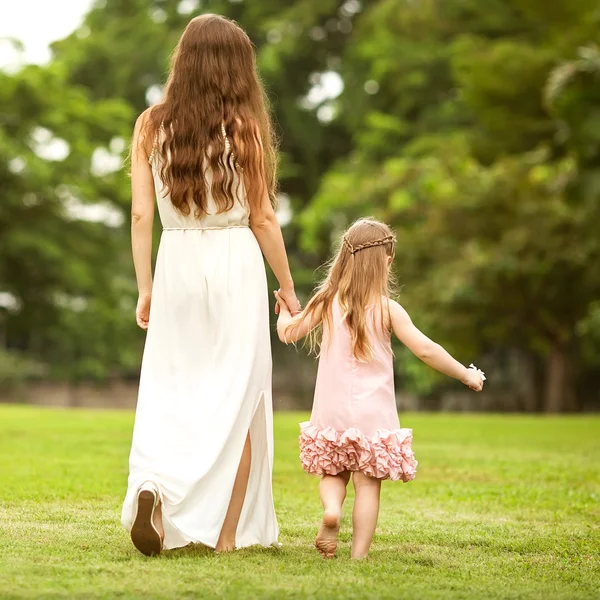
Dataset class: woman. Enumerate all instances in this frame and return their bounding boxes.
[121,14,300,556]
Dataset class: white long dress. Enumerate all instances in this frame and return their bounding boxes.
[121,141,279,550]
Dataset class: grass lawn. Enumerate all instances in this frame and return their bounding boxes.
[0,405,598,599]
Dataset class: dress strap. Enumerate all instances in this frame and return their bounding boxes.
[148,123,165,165]
[148,133,158,165]
[221,122,241,170]
[221,122,229,150]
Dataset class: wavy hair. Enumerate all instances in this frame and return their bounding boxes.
[289,218,397,361]
[141,14,278,214]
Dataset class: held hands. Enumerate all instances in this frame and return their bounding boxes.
[136,293,151,330]
[274,288,301,316]
[273,290,290,316]
[463,364,486,392]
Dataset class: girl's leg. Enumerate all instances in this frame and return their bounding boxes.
[315,471,350,558]
[351,471,382,559]
[216,433,251,552]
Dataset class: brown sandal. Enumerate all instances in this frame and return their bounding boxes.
[130,482,163,556]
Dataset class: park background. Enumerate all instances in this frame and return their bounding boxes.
[0,2,599,599]
[0,0,600,600]
[1,0,600,413]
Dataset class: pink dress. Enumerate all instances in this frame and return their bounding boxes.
[299,297,418,482]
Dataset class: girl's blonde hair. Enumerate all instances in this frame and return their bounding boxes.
[294,218,396,361]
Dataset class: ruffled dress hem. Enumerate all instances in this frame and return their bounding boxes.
[299,422,418,482]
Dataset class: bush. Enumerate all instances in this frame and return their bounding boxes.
[0,349,47,391]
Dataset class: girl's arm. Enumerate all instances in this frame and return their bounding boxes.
[389,299,483,391]
[131,110,155,329]
[275,291,322,343]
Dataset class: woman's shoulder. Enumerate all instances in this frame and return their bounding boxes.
[135,106,157,129]
[136,107,167,163]
[133,108,159,158]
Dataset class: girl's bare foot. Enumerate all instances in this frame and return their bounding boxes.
[315,511,341,558]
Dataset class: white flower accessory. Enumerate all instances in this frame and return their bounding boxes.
[469,364,486,381]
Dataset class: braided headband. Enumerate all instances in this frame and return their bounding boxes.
[343,234,396,255]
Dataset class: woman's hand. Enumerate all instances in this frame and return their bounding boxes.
[136,293,152,330]
[273,290,291,315]
[275,287,301,316]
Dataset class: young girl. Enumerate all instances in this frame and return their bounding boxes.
[275,218,485,559]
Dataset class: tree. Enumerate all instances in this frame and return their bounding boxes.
[0,62,138,384]
[301,0,600,411]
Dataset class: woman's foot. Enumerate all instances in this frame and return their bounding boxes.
[131,482,164,557]
[215,539,236,553]
[315,511,341,559]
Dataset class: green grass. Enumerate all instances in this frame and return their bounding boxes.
[0,406,599,599]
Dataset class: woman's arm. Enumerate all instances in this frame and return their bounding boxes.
[250,202,294,293]
[274,292,322,343]
[244,123,300,314]
[250,198,300,313]
[130,110,155,329]
[389,299,483,390]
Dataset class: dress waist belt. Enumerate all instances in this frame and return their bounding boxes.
[162,225,249,231]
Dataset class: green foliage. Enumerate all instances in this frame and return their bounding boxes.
[0,349,46,390]
[0,62,135,381]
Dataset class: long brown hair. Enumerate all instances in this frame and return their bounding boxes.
[292,218,396,361]
[141,14,278,214]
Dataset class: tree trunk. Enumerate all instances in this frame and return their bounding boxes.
[520,352,545,413]
[68,381,79,408]
[543,344,577,413]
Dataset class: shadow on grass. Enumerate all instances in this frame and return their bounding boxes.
[162,543,214,560]
[161,543,283,561]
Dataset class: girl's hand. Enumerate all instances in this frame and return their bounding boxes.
[275,288,301,316]
[136,293,152,330]
[462,365,485,392]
